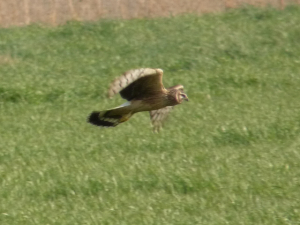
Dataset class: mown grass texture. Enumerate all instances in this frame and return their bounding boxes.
[0,6,300,225]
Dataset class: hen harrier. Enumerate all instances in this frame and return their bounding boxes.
[88,68,188,131]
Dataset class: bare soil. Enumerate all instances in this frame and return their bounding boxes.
[0,0,299,27]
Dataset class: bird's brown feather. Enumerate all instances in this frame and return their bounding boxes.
[89,68,187,131]
[149,106,174,132]
[108,68,165,101]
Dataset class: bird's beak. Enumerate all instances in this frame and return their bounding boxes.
[183,93,189,101]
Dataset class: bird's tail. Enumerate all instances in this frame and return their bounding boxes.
[88,105,133,127]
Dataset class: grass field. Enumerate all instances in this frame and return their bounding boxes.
[1,6,300,225]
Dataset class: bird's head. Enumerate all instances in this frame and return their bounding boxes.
[169,85,189,103]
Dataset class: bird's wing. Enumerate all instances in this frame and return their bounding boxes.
[108,68,165,101]
[149,106,174,132]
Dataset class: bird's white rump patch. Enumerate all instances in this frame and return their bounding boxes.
[119,101,131,107]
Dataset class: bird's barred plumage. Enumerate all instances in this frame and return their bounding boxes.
[150,106,174,132]
[88,112,121,127]
[88,68,188,131]
[108,68,163,100]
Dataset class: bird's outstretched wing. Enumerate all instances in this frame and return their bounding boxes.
[149,106,174,132]
[108,68,165,101]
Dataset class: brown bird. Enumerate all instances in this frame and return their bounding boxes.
[88,68,188,131]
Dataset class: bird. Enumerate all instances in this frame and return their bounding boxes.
[87,68,188,131]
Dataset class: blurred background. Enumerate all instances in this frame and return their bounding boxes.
[1,1,300,224]
[1,0,299,27]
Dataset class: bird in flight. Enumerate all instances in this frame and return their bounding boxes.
[88,68,188,131]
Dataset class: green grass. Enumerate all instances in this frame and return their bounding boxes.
[1,5,300,225]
